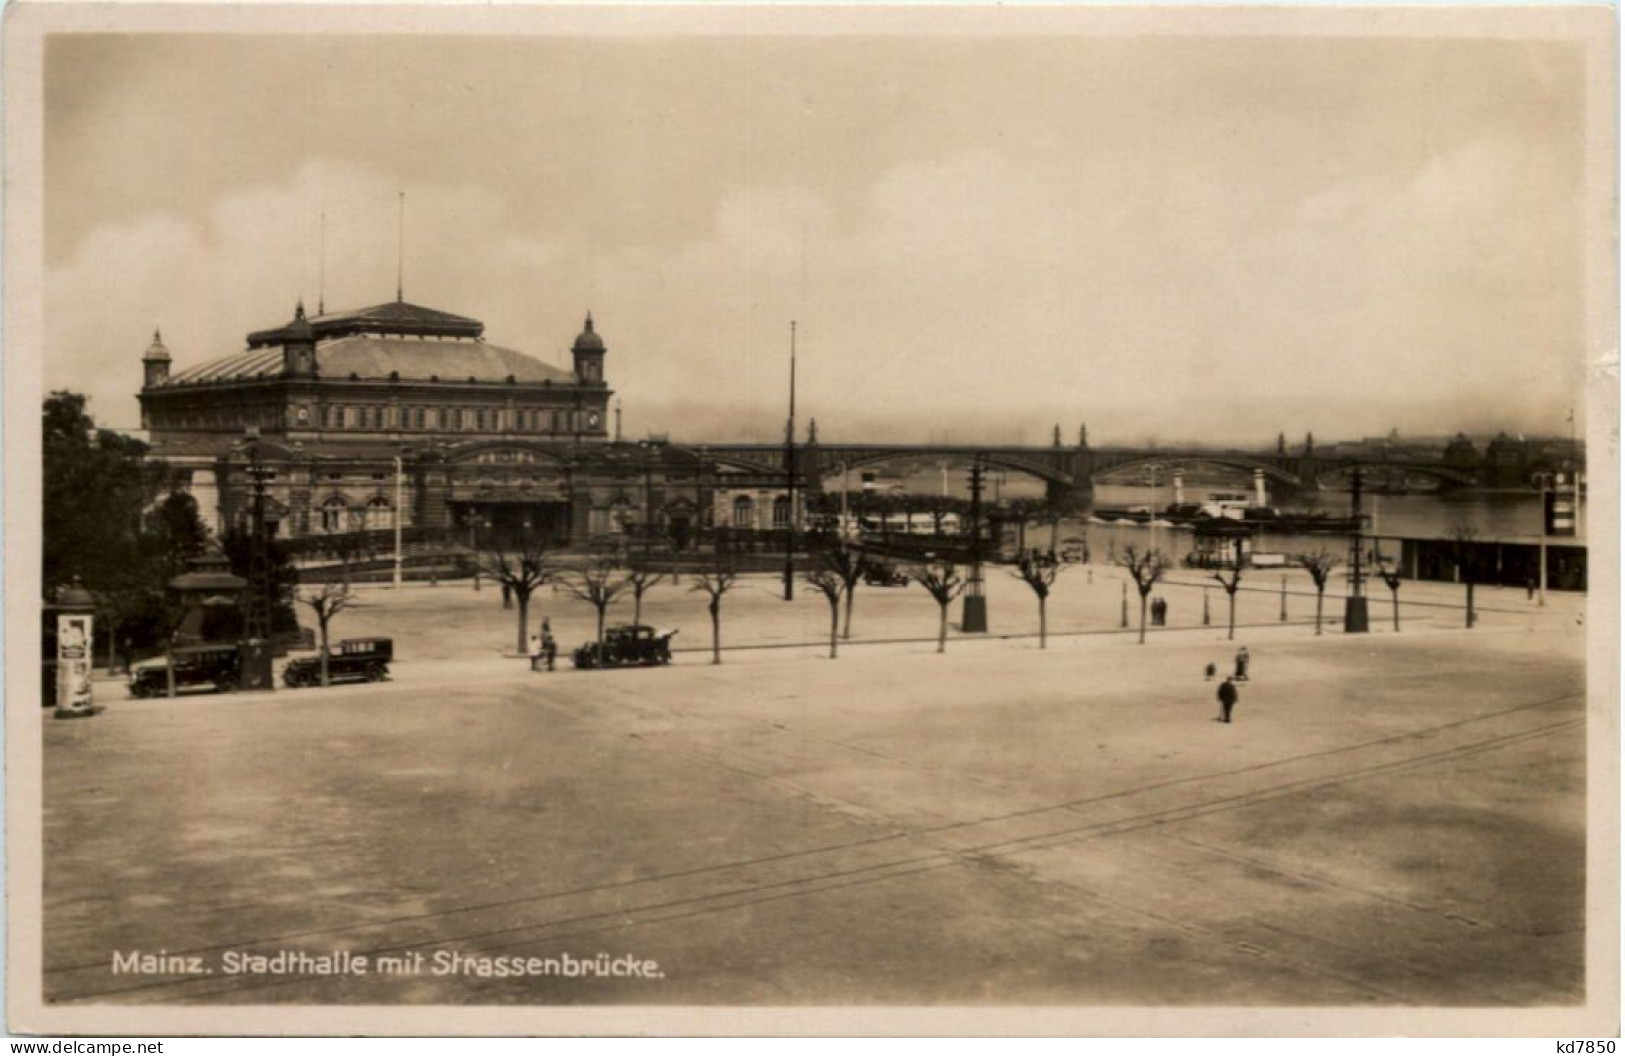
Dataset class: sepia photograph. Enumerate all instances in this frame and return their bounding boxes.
[5,2,1617,1037]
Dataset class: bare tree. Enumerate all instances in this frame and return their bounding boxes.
[295,575,358,687]
[1116,546,1167,644]
[1210,539,1244,641]
[1012,553,1061,648]
[479,533,554,655]
[1448,520,1480,628]
[557,557,631,664]
[689,555,740,665]
[821,545,871,639]
[625,563,664,626]
[910,561,966,654]
[1296,550,1341,636]
[804,570,845,659]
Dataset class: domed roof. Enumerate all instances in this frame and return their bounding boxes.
[143,328,171,362]
[285,300,314,341]
[572,312,606,353]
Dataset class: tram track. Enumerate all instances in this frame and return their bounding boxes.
[48,690,1581,1003]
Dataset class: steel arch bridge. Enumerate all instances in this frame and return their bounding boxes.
[691,442,1481,504]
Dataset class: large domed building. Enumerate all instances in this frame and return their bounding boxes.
[139,298,711,548]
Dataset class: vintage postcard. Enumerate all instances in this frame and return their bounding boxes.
[5,2,1617,1038]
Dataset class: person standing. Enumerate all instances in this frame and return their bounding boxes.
[541,620,557,672]
[1235,646,1250,681]
[1217,677,1238,723]
[529,632,543,672]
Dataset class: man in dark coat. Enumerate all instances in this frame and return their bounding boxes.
[1217,677,1238,723]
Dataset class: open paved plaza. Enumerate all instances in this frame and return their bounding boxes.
[42,567,1587,1006]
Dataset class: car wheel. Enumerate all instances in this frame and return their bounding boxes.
[364,662,387,683]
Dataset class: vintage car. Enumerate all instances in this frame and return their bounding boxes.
[128,643,241,698]
[282,637,394,688]
[572,625,678,669]
[861,560,910,587]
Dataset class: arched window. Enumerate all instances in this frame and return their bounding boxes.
[319,496,348,534]
[609,497,633,534]
[365,496,393,531]
[772,495,791,528]
[732,495,755,528]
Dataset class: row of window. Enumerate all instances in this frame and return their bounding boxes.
[730,495,792,528]
[317,495,394,533]
[318,404,588,433]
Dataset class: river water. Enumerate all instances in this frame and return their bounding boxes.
[881,470,1585,555]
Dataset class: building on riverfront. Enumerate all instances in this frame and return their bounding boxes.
[138,299,713,548]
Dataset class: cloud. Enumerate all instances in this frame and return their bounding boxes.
[47,130,1587,448]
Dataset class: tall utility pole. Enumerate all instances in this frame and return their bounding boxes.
[1344,467,1369,633]
[242,446,273,642]
[393,450,406,590]
[238,437,277,691]
[961,460,988,632]
[783,321,797,601]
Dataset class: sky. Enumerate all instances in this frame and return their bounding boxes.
[43,26,1594,446]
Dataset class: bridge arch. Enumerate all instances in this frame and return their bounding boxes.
[1089,453,1303,489]
[811,447,1076,488]
[1310,461,1476,490]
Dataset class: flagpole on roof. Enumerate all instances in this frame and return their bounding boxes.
[396,191,405,303]
[318,211,327,316]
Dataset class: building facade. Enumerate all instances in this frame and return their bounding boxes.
[139,298,718,548]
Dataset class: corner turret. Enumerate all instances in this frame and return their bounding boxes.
[282,300,317,378]
[571,312,607,384]
[142,328,171,389]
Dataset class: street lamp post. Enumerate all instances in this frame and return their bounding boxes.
[1532,470,1554,606]
[783,321,797,602]
[1145,464,1161,556]
[393,450,406,590]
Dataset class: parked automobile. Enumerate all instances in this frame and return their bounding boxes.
[862,561,910,587]
[128,644,241,698]
[282,637,393,688]
[572,625,678,669]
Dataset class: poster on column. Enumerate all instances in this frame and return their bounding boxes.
[55,613,93,715]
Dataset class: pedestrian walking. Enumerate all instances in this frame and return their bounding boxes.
[1204,662,1217,681]
[529,632,543,672]
[1217,677,1238,723]
[1234,646,1250,681]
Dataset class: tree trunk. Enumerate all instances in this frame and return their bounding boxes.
[1227,593,1237,640]
[319,618,331,687]
[709,601,721,664]
[166,637,177,699]
[1465,581,1475,628]
[516,593,530,656]
[1391,588,1401,631]
[1038,595,1048,649]
[937,604,948,653]
[1315,590,1324,635]
[595,605,607,662]
[843,585,855,640]
[1138,592,1148,644]
[829,603,839,659]
[633,589,643,626]
[105,618,119,675]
